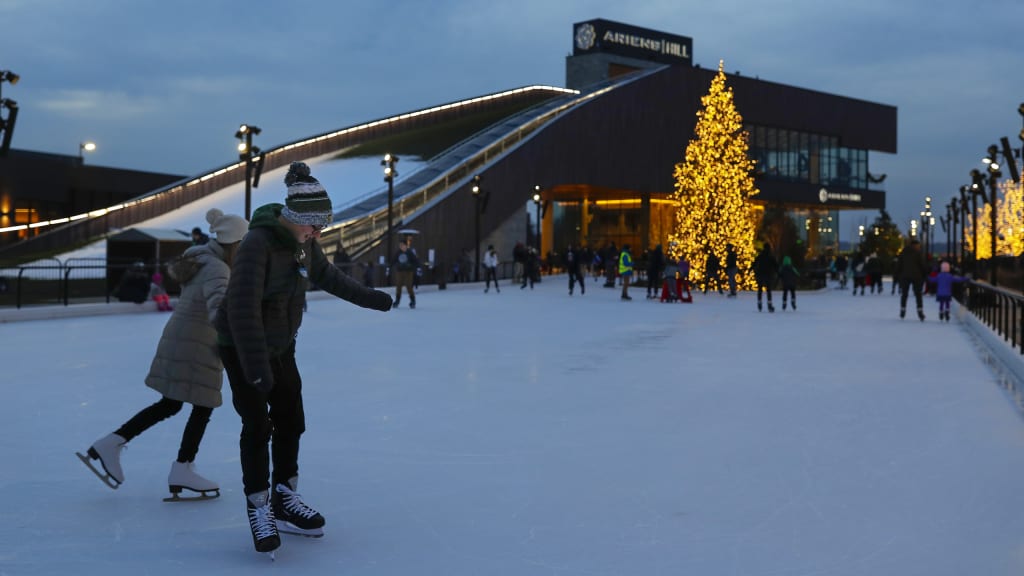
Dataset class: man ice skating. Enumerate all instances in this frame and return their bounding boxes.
[215,162,393,556]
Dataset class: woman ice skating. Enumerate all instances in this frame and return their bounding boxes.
[78,208,248,500]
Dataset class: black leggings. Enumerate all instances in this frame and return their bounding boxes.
[220,344,305,496]
[115,396,213,463]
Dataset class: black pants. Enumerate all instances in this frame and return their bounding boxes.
[115,396,213,463]
[756,282,772,303]
[485,267,499,290]
[899,279,924,311]
[220,344,305,496]
[569,269,585,293]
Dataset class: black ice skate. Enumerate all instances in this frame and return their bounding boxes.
[76,433,126,489]
[247,491,281,558]
[164,461,220,502]
[900,307,906,319]
[917,308,925,322]
[272,478,325,538]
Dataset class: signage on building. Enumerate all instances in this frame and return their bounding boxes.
[573,19,692,65]
[819,188,863,204]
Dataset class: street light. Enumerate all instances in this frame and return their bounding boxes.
[79,141,96,161]
[381,153,399,269]
[471,175,486,282]
[0,69,19,157]
[969,168,991,282]
[984,152,1002,285]
[532,186,542,253]
[235,124,262,220]
[959,185,970,268]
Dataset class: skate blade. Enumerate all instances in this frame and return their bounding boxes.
[76,451,120,490]
[276,520,324,538]
[163,488,220,502]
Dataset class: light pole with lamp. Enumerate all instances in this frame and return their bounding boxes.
[959,185,970,271]
[471,175,485,282]
[235,124,261,220]
[0,69,20,157]
[381,153,399,273]
[79,141,96,161]
[532,186,542,253]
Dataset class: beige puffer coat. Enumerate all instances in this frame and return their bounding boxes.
[144,242,231,407]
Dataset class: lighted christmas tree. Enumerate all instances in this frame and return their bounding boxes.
[965,178,1023,258]
[668,61,759,288]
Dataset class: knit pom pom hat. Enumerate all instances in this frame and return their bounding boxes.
[281,162,333,228]
[206,208,249,244]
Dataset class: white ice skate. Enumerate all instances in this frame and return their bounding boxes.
[164,461,220,502]
[76,433,126,489]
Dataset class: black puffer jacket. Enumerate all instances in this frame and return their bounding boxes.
[215,203,390,390]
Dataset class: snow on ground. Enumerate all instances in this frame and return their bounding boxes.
[2,279,1024,575]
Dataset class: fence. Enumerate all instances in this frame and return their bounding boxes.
[962,281,1024,354]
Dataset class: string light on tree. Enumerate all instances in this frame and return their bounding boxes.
[667,61,759,288]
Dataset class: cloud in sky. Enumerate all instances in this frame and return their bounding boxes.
[3,0,1023,240]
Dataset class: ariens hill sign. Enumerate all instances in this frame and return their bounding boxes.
[573,19,693,65]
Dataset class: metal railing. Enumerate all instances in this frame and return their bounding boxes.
[961,281,1024,354]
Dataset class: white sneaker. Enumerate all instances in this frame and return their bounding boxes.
[168,461,219,493]
[88,433,126,484]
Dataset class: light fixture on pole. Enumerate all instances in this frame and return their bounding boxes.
[959,185,970,268]
[532,186,542,253]
[381,153,399,271]
[79,141,96,161]
[984,150,1002,285]
[969,169,987,280]
[235,124,261,220]
[0,69,20,157]
[471,175,486,282]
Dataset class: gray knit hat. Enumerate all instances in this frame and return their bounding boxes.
[281,162,333,228]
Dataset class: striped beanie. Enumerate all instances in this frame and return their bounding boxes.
[281,162,333,228]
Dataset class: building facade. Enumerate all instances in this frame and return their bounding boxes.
[553,18,896,259]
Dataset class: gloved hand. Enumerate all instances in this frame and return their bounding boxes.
[366,289,394,312]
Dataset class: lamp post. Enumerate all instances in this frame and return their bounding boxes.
[532,186,542,253]
[0,69,20,157]
[381,153,399,270]
[235,124,261,220]
[969,169,987,281]
[471,175,484,282]
[79,141,96,161]
[982,148,1002,286]
[959,185,970,270]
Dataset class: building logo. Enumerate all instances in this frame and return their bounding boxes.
[572,19,692,64]
[575,23,596,51]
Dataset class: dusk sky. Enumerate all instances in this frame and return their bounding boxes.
[3,0,1023,241]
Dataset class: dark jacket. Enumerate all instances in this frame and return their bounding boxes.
[778,256,800,289]
[215,203,389,390]
[753,248,778,285]
[392,248,420,272]
[895,244,928,282]
[647,245,664,277]
[115,268,150,303]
